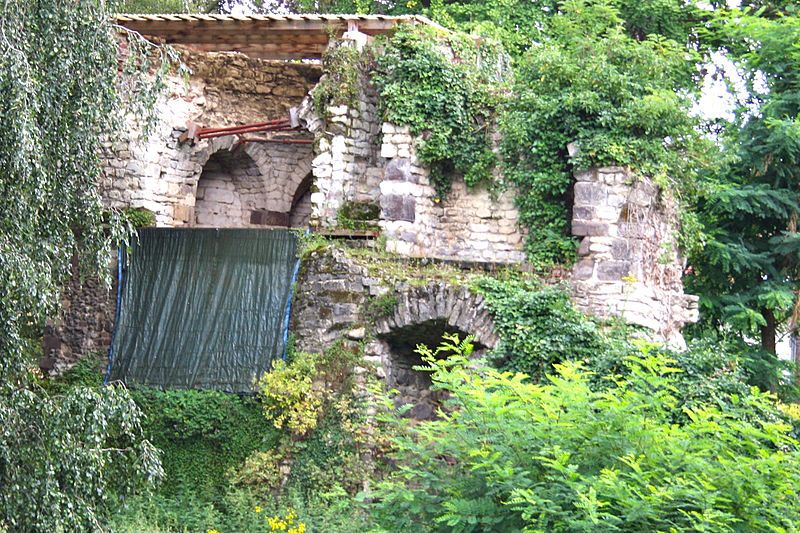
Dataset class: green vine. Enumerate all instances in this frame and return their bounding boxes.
[500,1,705,266]
[313,41,364,117]
[372,25,508,196]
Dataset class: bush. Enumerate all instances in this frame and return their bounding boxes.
[371,337,800,532]
[129,388,278,503]
[474,276,609,381]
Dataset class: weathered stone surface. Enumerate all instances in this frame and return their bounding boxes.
[572,221,610,237]
[570,166,699,348]
[292,249,498,420]
[381,194,416,222]
[384,158,416,183]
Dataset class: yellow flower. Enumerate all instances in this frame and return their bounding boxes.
[255,506,262,514]
[207,530,220,533]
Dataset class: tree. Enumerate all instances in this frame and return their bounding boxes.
[117,0,222,12]
[500,0,706,265]
[0,1,172,529]
[686,8,800,383]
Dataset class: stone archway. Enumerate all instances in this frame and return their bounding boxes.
[185,136,316,228]
[193,147,264,227]
[374,283,498,419]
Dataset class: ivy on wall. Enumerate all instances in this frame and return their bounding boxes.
[372,26,507,197]
[309,6,706,268]
[500,1,706,266]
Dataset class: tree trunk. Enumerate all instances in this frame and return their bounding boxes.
[761,307,777,355]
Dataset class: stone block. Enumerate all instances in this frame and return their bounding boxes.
[203,187,235,204]
[380,143,398,159]
[384,158,416,182]
[572,206,595,221]
[573,258,595,280]
[572,221,610,237]
[596,261,630,281]
[573,182,607,205]
[173,204,194,223]
[381,194,416,222]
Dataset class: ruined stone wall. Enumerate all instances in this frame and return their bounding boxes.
[42,257,117,375]
[299,54,526,263]
[377,131,526,262]
[292,246,498,418]
[301,81,383,227]
[101,48,320,228]
[570,167,699,346]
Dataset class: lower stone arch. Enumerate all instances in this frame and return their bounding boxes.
[374,283,498,419]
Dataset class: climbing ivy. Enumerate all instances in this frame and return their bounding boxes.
[372,25,508,196]
[313,40,365,116]
[500,0,707,266]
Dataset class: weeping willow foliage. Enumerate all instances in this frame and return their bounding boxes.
[0,2,177,530]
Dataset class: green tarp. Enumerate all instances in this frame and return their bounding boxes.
[108,229,298,392]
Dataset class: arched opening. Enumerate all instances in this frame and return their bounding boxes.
[380,319,486,420]
[289,172,314,228]
[194,149,267,227]
[373,284,498,420]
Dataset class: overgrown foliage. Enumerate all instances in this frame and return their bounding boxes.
[1,385,163,531]
[0,1,176,529]
[501,0,706,265]
[474,276,608,381]
[686,8,800,363]
[312,40,365,116]
[372,335,800,532]
[372,26,507,196]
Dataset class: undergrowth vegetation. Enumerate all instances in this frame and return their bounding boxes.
[101,342,377,532]
[42,275,800,532]
[373,335,800,532]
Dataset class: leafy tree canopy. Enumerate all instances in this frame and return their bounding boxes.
[0,1,175,529]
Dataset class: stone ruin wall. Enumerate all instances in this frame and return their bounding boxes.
[300,54,527,263]
[47,49,321,372]
[48,37,699,374]
[101,47,320,228]
[571,167,699,347]
[291,247,499,419]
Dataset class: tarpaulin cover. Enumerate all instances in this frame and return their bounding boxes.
[109,228,298,392]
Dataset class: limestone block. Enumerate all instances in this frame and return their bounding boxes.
[573,259,595,280]
[381,194,416,223]
[574,182,607,205]
[596,260,630,281]
[380,143,398,159]
[572,221,610,237]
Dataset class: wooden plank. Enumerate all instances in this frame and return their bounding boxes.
[114,14,433,57]
[123,32,331,46]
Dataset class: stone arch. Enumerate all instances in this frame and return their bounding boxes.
[289,172,314,228]
[193,145,266,227]
[185,135,316,227]
[241,142,314,215]
[374,283,498,419]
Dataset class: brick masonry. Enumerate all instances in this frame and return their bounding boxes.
[570,167,699,347]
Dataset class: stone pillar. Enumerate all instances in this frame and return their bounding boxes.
[571,167,699,347]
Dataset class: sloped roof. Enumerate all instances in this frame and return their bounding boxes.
[115,13,443,60]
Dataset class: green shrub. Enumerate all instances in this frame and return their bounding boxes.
[243,342,374,502]
[372,25,506,196]
[474,276,608,381]
[129,388,278,503]
[371,336,800,532]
